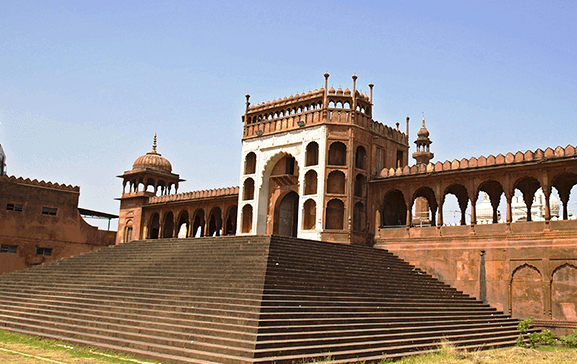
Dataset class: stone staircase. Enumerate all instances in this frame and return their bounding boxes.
[0,236,522,363]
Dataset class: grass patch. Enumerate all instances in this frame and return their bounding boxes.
[300,341,577,364]
[2,330,577,364]
[383,342,577,364]
[0,330,161,364]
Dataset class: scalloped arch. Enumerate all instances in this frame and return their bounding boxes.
[552,262,577,279]
[261,151,296,180]
[511,263,541,282]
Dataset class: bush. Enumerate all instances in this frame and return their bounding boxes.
[517,317,533,333]
[527,329,557,348]
[516,317,533,346]
[560,329,577,348]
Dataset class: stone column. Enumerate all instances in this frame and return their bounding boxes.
[543,186,551,221]
[157,212,163,238]
[506,194,512,223]
[406,208,412,228]
[470,195,477,225]
[437,208,443,227]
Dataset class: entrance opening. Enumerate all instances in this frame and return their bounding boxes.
[224,206,237,235]
[278,191,299,237]
[149,213,160,239]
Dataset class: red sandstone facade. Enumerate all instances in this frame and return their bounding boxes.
[116,135,239,244]
[370,143,577,333]
[0,175,116,274]
[115,74,577,333]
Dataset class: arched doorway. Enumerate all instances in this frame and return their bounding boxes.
[208,207,222,236]
[263,152,300,236]
[278,191,299,237]
[382,190,406,227]
[148,213,160,239]
[162,211,174,238]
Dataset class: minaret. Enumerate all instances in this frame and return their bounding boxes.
[412,118,434,164]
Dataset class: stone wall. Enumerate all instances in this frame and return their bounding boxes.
[375,221,577,334]
[0,175,116,274]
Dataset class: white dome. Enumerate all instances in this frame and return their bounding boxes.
[511,188,560,222]
[476,195,495,223]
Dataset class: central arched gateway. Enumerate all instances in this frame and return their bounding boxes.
[277,191,299,237]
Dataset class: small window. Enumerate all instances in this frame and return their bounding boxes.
[396,150,404,168]
[6,203,23,212]
[125,227,133,243]
[305,142,319,166]
[244,152,257,174]
[1,245,17,254]
[285,157,295,175]
[36,247,53,256]
[41,207,57,216]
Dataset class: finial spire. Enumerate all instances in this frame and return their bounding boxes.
[152,133,157,153]
[368,83,374,104]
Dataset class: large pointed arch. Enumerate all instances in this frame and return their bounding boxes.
[551,263,577,321]
[162,211,174,238]
[148,213,160,239]
[275,191,299,237]
[382,189,406,227]
[477,180,505,224]
[412,186,437,226]
[192,209,205,237]
[443,184,469,226]
[510,264,543,319]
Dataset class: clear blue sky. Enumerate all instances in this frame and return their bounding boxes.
[1,0,576,229]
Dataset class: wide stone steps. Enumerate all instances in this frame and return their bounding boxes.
[0,298,259,327]
[255,318,519,337]
[0,314,256,357]
[3,325,251,364]
[0,282,481,308]
[0,236,523,363]
[0,291,484,316]
[0,302,258,337]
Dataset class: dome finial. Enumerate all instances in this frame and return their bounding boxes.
[152,133,157,153]
[422,112,426,128]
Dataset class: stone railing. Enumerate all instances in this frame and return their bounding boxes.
[243,108,323,138]
[244,86,406,144]
[148,186,239,205]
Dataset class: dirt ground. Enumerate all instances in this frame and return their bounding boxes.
[0,343,157,364]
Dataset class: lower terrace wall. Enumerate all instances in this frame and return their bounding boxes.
[0,230,116,274]
[0,175,117,274]
[374,220,577,335]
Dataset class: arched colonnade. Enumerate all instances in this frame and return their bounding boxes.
[145,203,238,239]
[122,174,179,196]
[374,166,577,229]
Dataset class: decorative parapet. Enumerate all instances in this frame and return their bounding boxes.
[247,89,325,114]
[243,86,406,144]
[243,89,325,139]
[148,186,239,205]
[371,120,408,145]
[0,175,79,192]
[379,145,577,178]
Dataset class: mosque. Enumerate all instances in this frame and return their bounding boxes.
[1,74,576,339]
[114,74,577,334]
